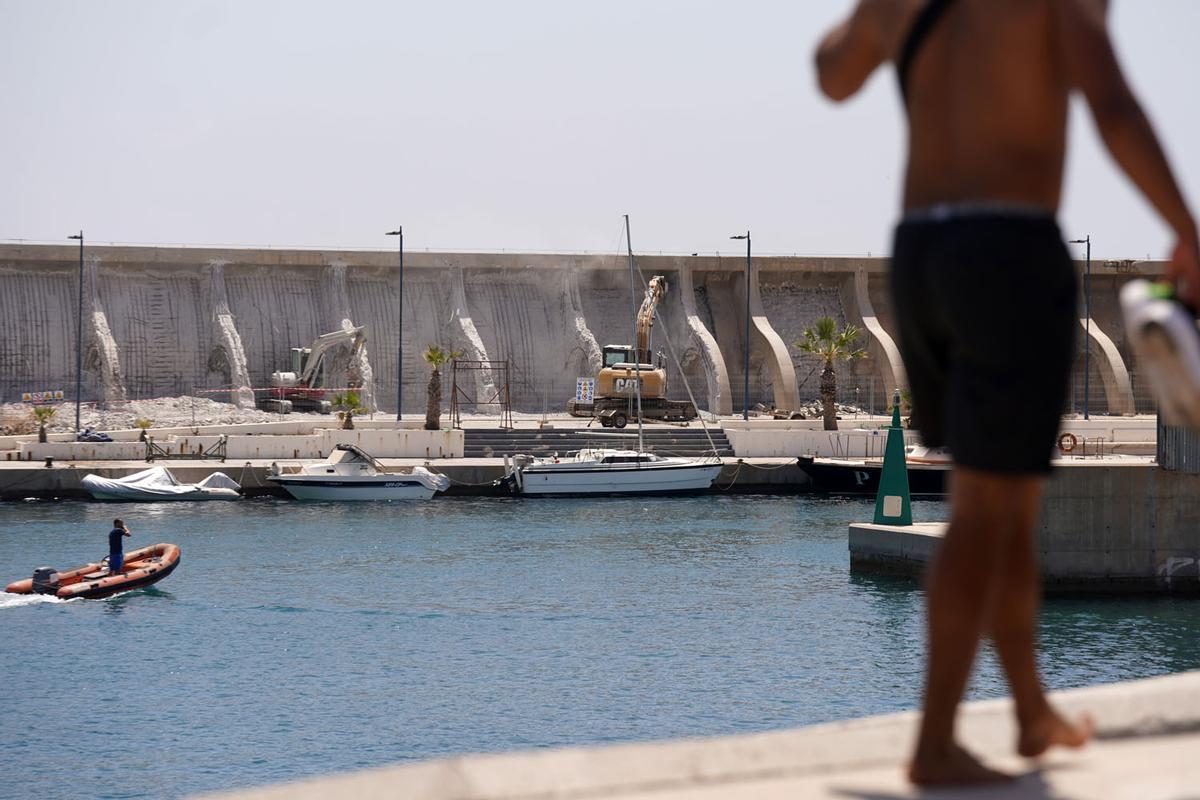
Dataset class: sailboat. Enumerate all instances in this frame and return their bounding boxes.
[500,216,724,496]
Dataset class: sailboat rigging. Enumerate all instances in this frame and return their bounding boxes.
[498,216,723,496]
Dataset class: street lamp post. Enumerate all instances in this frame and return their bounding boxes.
[385,228,404,421]
[1070,236,1092,420]
[68,231,83,433]
[730,231,751,421]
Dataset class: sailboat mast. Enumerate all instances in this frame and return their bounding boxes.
[624,214,645,454]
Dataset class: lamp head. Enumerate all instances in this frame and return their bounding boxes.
[730,235,747,240]
[67,234,82,240]
[385,229,402,236]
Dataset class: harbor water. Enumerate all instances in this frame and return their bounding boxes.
[2,496,1199,799]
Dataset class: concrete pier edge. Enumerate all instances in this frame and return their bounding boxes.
[195,670,1200,799]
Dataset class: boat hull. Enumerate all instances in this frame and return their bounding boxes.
[86,488,239,501]
[516,463,723,496]
[5,543,181,600]
[270,477,439,501]
[796,456,948,494]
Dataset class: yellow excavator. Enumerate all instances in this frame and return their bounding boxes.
[567,275,698,427]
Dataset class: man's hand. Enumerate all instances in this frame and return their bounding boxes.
[1169,232,1200,309]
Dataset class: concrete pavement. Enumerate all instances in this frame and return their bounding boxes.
[197,671,1200,800]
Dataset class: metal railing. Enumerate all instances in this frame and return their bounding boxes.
[145,434,227,462]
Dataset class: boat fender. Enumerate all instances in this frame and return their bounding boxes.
[31,567,59,595]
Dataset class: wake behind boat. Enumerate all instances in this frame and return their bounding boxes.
[268,444,450,500]
[500,447,722,496]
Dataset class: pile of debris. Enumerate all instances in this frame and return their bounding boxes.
[0,396,331,435]
[752,401,868,420]
[0,410,35,436]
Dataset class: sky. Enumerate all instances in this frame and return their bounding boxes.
[2,1,1197,259]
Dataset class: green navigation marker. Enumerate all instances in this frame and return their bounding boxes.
[873,389,913,525]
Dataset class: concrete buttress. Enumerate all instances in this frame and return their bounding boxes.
[561,269,602,378]
[325,263,377,411]
[206,262,255,408]
[843,268,907,397]
[747,263,800,411]
[83,256,127,403]
[449,266,498,407]
[677,265,732,415]
[1078,316,1135,415]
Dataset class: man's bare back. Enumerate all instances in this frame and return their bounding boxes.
[899,0,1068,210]
[818,0,1198,291]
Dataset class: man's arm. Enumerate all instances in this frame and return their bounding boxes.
[1056,0,1200,302]
[815,1,888,102]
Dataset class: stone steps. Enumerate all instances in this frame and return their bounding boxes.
[462,427,733,458]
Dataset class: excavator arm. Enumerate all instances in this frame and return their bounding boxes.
[635,276,667,363]
[299,325,367,387]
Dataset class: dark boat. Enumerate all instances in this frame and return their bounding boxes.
[4,543,181,600]
[797,454,949,495]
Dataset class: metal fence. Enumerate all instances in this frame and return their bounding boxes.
[1063,368,1160,417]
[1158,417,1200,473]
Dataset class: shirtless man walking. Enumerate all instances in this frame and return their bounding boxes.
[816,0,1200,785]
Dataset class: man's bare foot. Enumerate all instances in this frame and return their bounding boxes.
[1017,707,1095,758]
[909,741,1013,785]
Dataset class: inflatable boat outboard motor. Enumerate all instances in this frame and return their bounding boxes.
[31,567,60,595]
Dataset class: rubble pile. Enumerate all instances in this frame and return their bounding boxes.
[753,400,869,420]
[0,396,329,434]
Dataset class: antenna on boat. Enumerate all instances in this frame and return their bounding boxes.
[624,214,645,455]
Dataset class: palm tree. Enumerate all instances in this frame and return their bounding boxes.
[31,405,56,444]
[795,316,866,431]
[331,391,368,430]
[422,346,462,430]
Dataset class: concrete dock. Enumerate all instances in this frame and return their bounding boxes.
[197,670,1200,800]
[0,456,811,499]
[850,456,1200,591]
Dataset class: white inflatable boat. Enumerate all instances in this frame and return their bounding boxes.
[81,467,242,501]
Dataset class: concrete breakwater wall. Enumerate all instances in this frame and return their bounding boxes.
[0,244,1164,415]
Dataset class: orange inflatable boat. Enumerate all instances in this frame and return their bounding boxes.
[5,543,181,600]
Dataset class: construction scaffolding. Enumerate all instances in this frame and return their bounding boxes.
[450,360,513,430]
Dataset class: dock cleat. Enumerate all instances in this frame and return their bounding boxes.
[1120,279,1200,430]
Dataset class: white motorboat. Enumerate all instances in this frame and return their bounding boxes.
[501,448,722,496]
[268,444,450,501]
[81,467,241,501]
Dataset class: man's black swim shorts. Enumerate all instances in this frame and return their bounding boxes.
[891,212,1078,474]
